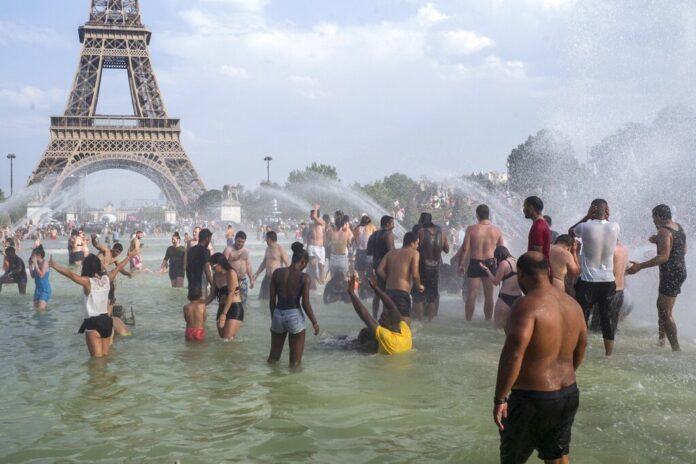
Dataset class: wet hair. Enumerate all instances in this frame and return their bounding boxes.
[172,232,181,239]
[517,252,548,277]
[291,242,309,264]
[403,231,417,247]
[112,243,123,253]
[652,204,672,220]
[543,215,552,226]
[476,204,490,220]
[211,252,232,270]
[5,246,15,257]
[524,196,544,213]
[199,228,212,243]
[359,215,371,227]
[380,215,394,228]
[266,230,278,242]
[554,234,574,246]
[33,246,46,259]
[235,231,247,240]
[591,198,608,209]
[419,212,433,226]
[81,254,102,277]
[493,246,512,264]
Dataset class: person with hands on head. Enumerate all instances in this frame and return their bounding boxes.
[29,246,51,310]
[205,253,244,341]
[347,274,412,355]
[493,252,587,464]
[267,242,320,368]
[49,249,135,357]
[626,204,686,351]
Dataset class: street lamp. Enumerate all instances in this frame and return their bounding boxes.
[6,153,16,197]
[264,156,273,184]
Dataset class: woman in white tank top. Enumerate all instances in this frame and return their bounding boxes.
[50,251,133,357]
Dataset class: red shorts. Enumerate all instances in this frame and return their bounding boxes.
[185,327,205,342]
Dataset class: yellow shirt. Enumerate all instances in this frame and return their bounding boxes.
[375,321,412,355]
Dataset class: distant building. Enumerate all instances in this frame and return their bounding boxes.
[484,171,508,186]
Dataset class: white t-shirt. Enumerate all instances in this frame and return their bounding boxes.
[572,219,620,282]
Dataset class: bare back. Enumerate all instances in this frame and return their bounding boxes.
[467,223,502,260]
[382,248,419,292]
[549,245,571,290]
[511,287,586,391]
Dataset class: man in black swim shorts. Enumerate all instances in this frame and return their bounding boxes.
[494,252,587,464]
[377,231,423,323]
[412,213,450,321]
[627,204,686,351]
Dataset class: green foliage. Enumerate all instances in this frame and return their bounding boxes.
[287,162,339,185]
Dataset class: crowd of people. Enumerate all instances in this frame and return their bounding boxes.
[0,196,688,463]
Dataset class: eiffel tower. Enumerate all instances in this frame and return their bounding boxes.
[28,0,206,211]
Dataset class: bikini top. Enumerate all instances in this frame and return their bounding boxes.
[501,259,517,281]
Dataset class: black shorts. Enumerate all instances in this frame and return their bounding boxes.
[69,251,85,264]
[385,289,411,317]
[168,268,185,281]
[467,258,496,279]
[575,279,617,340]
[659,267,686,297]
[217,302,244,321]
[187,286,202,301]
[78,314,113,339]
[258,275,271,300]
[500,384,579,463]
[355,250,369,272]
[413,266,439,303]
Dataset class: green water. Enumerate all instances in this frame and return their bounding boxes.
[1,237,695,463]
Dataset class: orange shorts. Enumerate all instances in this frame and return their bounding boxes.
[185,327,205,342]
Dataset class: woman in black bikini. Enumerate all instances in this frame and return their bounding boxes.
[481,246,523,330]
[206,253,244,341]
[268,243,320,368]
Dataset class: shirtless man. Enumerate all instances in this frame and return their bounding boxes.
[369,215,396,317]
[456,204,503,321]
[128,230,145,271]
[307,204,327,286]
[329,215,354,277]
[254,231,289,300]
[549,235,580,293]
[185,228,214,342]
[413,212,449,321]
[494,252,587,464]
[224,231,254,305]
[225,224,236,248]
[68,229,85,265]
[376,232,423,324]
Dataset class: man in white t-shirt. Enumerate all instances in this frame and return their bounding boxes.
[569,199,620,356]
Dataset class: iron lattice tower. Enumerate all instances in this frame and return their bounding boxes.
[28,0,206,211]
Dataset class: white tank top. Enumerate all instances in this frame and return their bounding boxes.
[84,275,110,318]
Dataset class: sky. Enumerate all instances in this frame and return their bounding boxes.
[1,0,695,206]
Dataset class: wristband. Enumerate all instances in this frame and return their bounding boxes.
[494,397,507,405]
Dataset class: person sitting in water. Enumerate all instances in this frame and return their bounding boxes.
[0,246,27,295]
[479,246,523,330]
[206,253,244,341]
[28,246,51,310]
[323,270,352,304]
[346,274,412,355]
[49,251,134,357]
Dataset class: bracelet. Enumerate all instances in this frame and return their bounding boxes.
[494,397,507,405]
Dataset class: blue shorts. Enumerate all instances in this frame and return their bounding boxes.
[34,289,52,302]
[271,308,305,335]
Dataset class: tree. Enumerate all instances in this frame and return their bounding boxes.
[287,162,339,185]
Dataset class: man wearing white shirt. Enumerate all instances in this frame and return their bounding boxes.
[569,199,620,356]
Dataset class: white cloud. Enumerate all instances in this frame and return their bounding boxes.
[526,0,576,10]
[0,85,63,108]
[418,3,450,23]
[454,56,526,80]
[198,0,269,12]
[440,29,494,55]
[220,65,249,78]
[0,20,69,48]
[288,75,328,99]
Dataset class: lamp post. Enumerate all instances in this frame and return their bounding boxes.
[264,156,273,184]
[6,153,16,197]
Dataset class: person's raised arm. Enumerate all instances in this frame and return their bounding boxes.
[493,299,535,431]
[568,205,594,237]
[311,204,325,227]
[347,274,379,332]
[91,234,109,255]
[300,274,320,335]
[108,250,135,281]
[628,228,672,274]
[35,258,49,278]
[369,277,403,323]
[49,255,90,291]
[567,244,580,278]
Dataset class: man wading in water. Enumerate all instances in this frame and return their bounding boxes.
[494,252,587,464]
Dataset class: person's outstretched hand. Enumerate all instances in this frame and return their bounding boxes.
[347,274,357,294]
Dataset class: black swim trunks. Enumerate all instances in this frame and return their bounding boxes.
[78,314,113,339]
[385,289,412,317]
[500,383,579,464]
[413,265,439,303]
[467,258,497,279]
[575,279,617,340]
[499,292,522,307]
[217,302,245,321]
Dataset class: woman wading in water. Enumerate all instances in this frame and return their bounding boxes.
[207,253,244,341]
[268,242,320,368]
[50,251,134,357]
